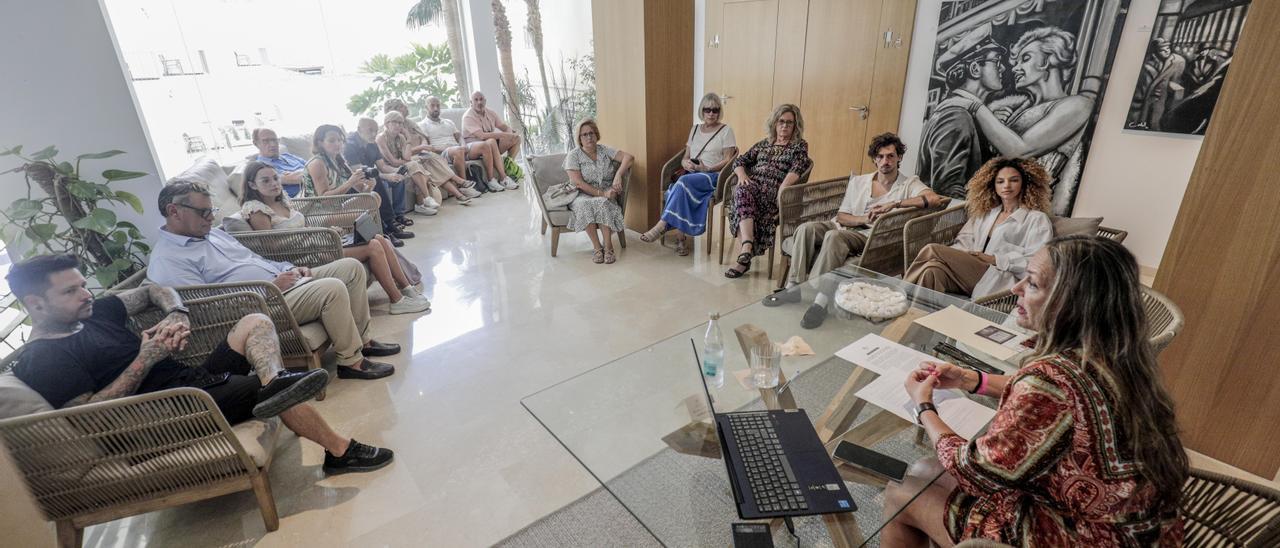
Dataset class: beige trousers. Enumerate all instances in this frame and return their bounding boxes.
[786,221,868,286]
[282,257,371,366]
[903,244,989,296]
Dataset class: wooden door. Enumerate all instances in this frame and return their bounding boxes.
[799,0,883,180]
[861,0,919,173]
[716,0,780,143]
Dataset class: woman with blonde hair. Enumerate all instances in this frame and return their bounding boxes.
[887,235,1186,546]
[640,92,738,255]
[724,103,811,278]
[377,111,475,215]
[904,156,1052,298]
[563,119,635,264]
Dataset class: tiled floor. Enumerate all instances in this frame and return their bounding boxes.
[83,187,780,547]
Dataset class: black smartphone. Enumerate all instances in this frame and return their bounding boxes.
[833,441,908,482]
[689,158,702,165]
[191,372,232,390]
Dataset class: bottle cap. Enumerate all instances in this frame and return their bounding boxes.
[709,312,720,320]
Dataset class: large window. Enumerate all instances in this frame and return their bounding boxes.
[104,0,465,177]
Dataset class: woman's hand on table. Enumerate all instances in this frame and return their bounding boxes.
[905,368,940,406]
[916,361,971,392]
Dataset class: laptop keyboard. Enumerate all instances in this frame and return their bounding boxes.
[727,413,808,513]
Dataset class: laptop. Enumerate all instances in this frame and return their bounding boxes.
[691,340,856,519]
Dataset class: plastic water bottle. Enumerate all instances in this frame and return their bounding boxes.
[703,313,725,388]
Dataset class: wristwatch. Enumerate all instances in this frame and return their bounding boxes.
[167,305,190,316]
[913,402,938,425]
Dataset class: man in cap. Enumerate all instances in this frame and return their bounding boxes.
[917,23,1007,199]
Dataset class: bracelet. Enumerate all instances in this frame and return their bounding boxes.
[970,371,987,395]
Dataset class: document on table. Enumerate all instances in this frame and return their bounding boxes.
[914,305,1032,361]
[854,373,996,439]
[835,334,937,376]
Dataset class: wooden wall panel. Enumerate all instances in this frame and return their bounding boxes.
[860,0,918,173]
[1153,2,1280,477]
[770,0,810,108]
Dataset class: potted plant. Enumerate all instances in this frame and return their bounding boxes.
[1,145,150,288]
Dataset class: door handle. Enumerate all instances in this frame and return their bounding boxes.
[849,106,869,120]
[721,94,733,103]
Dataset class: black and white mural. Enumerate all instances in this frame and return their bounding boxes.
[1125,0,1250,135]
[917,0,1132,216]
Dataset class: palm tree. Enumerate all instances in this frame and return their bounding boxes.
[491,0,524,133]
[524,0,555,112]
[406,0,471,104]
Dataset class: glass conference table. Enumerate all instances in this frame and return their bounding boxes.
[522,267,1020,547]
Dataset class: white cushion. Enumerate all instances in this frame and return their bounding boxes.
[280,135,314,161]
[298,322,330,351]
[231,417,282,468]
[176,156,238,223]
[0,372,54,420]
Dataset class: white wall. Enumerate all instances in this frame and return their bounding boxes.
[0,0,165,261]
[898,0,1204,269]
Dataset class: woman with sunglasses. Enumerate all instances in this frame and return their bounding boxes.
[235,161,430,315]
[724,104,812,278]
[640,93,738,256]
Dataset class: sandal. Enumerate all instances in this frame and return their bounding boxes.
[640,224,666,243]
[592,249,605,264]
[724,262,751,279]
[736,241,755,266]
[604,249,616,264]
[675,236,690,256]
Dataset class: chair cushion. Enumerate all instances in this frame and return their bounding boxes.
[231,417,282,468]
[547,209,572,227]
[279,134,314,161]
[221,215,252,233]
[529,153,570,194]
[176,156,238,224]
[1051,216,1103,238]
[299,322,330,351]
[0,372,54,420]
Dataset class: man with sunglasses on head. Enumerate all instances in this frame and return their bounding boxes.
[148,180,398,381]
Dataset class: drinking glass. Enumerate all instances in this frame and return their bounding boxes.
[749,342,781,388]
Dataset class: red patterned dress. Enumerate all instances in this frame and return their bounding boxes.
[936,352,1183,546]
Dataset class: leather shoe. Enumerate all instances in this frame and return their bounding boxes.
[253,369,329,418]
[388,235,405,248]
[396,215,414,226]
[391,229,414,239]
[337,359,395,379]
[363,340,400,357]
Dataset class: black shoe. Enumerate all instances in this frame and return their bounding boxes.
[396,215,414,226]
[391,229,414,239]
[336,359,396,379]
[253,369,330,419]
[762,288,803,307]
[323,439,394,475]
[363,340,400,357]
[801,302,829,329]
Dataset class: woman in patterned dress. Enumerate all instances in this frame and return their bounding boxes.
[885,235,1187,546]
[563,119,634,264]
[724,104,812,279]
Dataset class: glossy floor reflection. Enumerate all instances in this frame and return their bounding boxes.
[85,187,778,547]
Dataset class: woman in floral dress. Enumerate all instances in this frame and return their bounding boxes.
[725,104,812,279]
[564,119,635,264]
[886,235,1187,546]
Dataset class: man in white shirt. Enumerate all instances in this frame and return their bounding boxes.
[771,134,946,327]
[420,96,504,190]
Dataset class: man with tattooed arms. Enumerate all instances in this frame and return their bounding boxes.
[6,254,393,475]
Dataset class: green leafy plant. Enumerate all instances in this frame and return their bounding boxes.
[347,43,460,119]
[1,146,150,288]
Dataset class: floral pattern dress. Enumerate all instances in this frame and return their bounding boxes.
[937,351,1183,547]
[563,144,625,232]
[729,139,811,256]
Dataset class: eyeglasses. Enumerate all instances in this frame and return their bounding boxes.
[580,131,599,138]
[776,119,796,126]
[258,138,279,144]
[176,203,220,219]
[702,107,721,114]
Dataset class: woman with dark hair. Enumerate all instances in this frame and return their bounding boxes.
[904,156,1052,298]
[303,125,379,200]
[886,235,1187,546]
[563,118,634,264]
[724,103,812,279]
[239,161,430,315]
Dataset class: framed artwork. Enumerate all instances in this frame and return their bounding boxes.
[1125,0,1251,135]
[917,0,1132,216]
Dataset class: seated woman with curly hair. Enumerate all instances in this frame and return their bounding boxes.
[904,156,1052,298]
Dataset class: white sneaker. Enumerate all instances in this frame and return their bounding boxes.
[455,195,472,206]
[388,295,431,315]
[502,176,518,190]
[485,179,504,192]
[414,204,438,216]
[461,187,482,198]
[402,286,425,300]
[425,197,441,209]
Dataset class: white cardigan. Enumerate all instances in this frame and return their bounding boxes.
[952,207,1053,298]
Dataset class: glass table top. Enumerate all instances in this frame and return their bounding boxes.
[521,267,1019,547]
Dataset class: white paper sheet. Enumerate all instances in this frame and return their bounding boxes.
[853,372,996,439]
[835,334,938,376]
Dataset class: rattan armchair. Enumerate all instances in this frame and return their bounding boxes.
[657,149,738,253]
[0,292,286,547]
[853,204,945,277]
[1181,467,1280,547]
[291,192,381,235]
[903,204,969,275]
[973,285,1184,354]
[717,165,816,279]
[528,153,631,257]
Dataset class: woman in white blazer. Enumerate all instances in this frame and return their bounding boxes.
[905,157,1053,298]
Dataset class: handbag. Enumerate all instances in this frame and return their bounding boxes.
[669,124,727,185]
[541,181,579,210]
